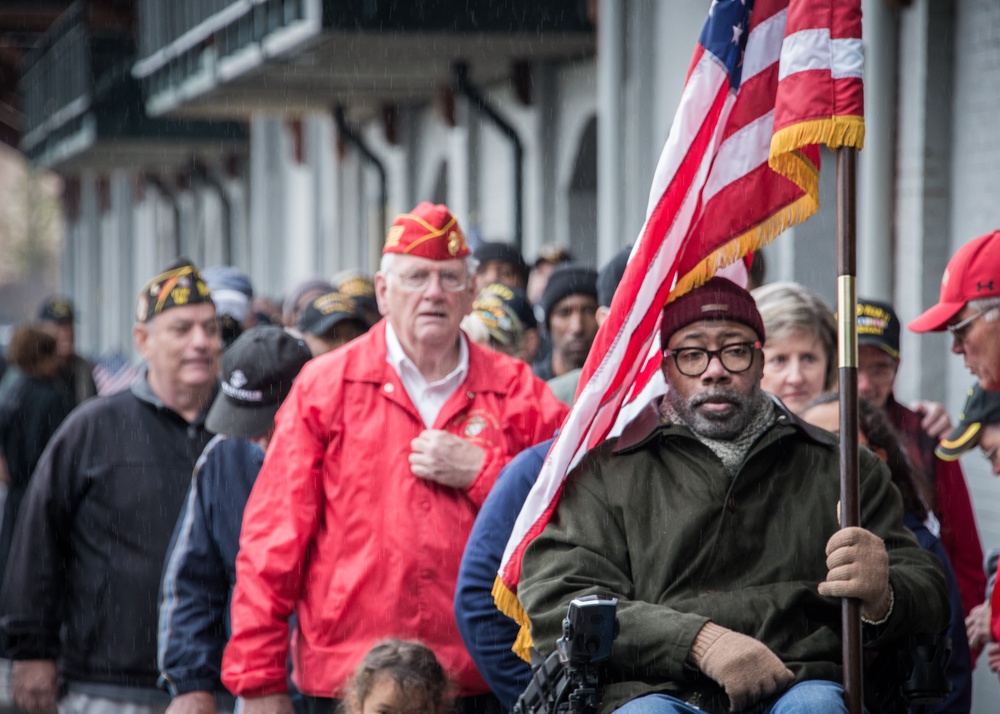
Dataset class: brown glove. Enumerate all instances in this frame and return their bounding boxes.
[818,526,892,622]
[689,622,794,712]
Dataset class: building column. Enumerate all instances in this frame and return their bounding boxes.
[596,0,624,266]
[857,0,899,301]
[77,173,100,357]
[893,0,955,406]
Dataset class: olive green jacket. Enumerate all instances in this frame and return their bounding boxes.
[519,397,949,714]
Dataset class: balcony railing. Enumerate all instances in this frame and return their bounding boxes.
[20,2,247,171]
[132,0,592,117]
[134,0,314,97]
[21,4,97,154]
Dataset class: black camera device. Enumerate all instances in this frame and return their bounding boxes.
[514,596,619,714]
[865,632,953,713]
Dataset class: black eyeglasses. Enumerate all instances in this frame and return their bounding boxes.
[663,341,761,377]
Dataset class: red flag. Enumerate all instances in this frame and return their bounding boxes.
[493,0,865,658]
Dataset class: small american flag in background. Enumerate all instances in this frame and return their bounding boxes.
[494,0,865,657]
[92,350,139,396]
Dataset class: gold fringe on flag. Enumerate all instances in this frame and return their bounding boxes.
[668,193,815,303]
[493,575,535,660]
[770,115,866,156]
[669,114,865,301]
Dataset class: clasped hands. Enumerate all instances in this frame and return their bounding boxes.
[691,526,890,712]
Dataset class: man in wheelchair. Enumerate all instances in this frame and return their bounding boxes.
[518,279,950,714]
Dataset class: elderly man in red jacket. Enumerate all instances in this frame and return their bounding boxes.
[221,203,568,714]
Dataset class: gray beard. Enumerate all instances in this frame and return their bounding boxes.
[664,384,766,440]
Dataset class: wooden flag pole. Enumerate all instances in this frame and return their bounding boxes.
[836,146,864,714]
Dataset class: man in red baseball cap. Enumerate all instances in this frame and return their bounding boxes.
[222,202,568,714]
[910,230,1000,391]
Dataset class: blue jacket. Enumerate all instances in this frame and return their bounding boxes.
[158,435,263,696]
[904,512,972,714]
[455,439,552,712]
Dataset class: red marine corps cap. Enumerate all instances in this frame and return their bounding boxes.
[382,202,469,260]
[909,230,1000,333]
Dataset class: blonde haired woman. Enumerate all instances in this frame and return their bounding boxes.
[751,281,837,415]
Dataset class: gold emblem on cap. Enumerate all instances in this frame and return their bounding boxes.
[315,293,354,315]
[339,277,373,298]
[386,225,405,248]
[448,231,461,256]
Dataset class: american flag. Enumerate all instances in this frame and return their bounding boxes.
[494,0,864,657]
[92,350,140,396]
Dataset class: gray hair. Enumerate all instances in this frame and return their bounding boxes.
[966,296,1000,323]
[751,281,838,390]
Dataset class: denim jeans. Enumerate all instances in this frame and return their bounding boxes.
[613,680,854,714]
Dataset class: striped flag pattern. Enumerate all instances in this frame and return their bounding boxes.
[494,0,865,658]
[92,350,140,396]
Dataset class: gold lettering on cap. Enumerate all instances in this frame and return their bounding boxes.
[701,303,729,312]
[857,305,891,335]
[317,295,354,315]
[385,225,405,247]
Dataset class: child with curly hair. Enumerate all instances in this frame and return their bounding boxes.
[340,640,452,714]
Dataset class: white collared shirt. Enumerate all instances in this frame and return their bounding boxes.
[385,323,469,427]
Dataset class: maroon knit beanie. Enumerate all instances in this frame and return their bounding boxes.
[660,277,765,348]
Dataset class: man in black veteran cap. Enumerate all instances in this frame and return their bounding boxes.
[473,241,530,294]
[936,384,1000,470]
[936,384,1000,676]
[297,291,369,357]
[0,259,221,714]
[855,298,986,619]
[36,295,97,407]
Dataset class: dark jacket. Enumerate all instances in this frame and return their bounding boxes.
[885,395,985,617]
[0,368,215,697]
[455,440,551,711]
[58,353,98,408]
[903,513,971,714]
[158,435,263,697]
[0,374,71,585]
[519,398,950,714]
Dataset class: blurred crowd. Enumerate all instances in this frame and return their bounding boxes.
[0,205,998,714]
